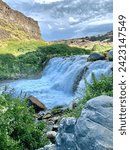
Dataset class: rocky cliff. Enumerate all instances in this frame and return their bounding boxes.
[0,0,41,40]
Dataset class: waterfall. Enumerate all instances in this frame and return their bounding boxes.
[76,60,113,96]
[0,56,112,108]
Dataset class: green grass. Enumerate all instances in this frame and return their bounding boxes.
[0,40,47,56]
[0,43,91,81]
[63,75,113,118]
[91,44,112,52]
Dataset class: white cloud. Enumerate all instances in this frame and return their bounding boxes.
[59,27,65,30]
[34,0,63,4]
[3,0,113,41]
[48,24,52,29]
[69,17,79,24]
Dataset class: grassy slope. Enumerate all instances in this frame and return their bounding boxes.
[69,41,112,52]
[0,33,113,81]
[53,31,113,52]
[0,43,91,80]
[0,39,47,56]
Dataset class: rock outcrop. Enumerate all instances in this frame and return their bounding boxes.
[56,95,113,150]
[87,52,105,61]
[42,95,113,150]
[27,96,47,112]
[0,0,41,40]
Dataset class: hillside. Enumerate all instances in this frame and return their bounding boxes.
[0,0,41,40]
[53,31,113,52]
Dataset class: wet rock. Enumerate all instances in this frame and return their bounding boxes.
[50,116,60,124]
[38,144,56,150]
[27,96,47,113]
[69,101,78,110]
[108,50,113,61]
[47,131,57,139]
[43,113,52,119]
[55,95,113,150]
[47,121,55,131]
[88,52,105,61]
[52,125,59,132]
[51,106,64,116]
[46,131,57,143]
[34,114,43,120]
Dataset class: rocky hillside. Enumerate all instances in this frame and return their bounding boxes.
[53,31,113,50]
[0,0,41,40]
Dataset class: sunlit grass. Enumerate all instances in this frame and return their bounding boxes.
[0,39,48,56]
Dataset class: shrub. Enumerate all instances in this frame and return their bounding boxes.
[0,89,49,150]
[64,75,113,118]
[0,44,90,81]
[92,44,112,52]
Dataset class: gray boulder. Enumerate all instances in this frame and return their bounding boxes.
[55,95,113,150]
[107,50,113,61]
[46,131,57,143]
[38,144,56,150]
[88,52,105,61]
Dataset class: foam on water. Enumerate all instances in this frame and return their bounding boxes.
[0,56,112,108]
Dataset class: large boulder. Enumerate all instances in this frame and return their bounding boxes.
[27,96,47,112]
[87,52,105,61]
[55,95,113,150]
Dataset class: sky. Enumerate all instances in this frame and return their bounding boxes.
[3,0,113,41]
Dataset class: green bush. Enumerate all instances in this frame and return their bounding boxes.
[85,74,113,99]
[64,75,113,118]
[0,44,91,81]
[92,44,112,52]
[0,90,49,150]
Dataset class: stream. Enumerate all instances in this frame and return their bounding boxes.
[0,55,112,108]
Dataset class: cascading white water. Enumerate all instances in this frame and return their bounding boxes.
[77,60,113,95]
[0,56,113,108]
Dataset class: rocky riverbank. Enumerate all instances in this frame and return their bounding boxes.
[0,49,113,150]
[38,95,113,150]
[31,50,113,150]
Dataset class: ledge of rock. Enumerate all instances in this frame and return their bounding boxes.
[27,96,47,113]
[55,95,113,150]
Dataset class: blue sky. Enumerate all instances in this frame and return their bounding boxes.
[3,0,113,41]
